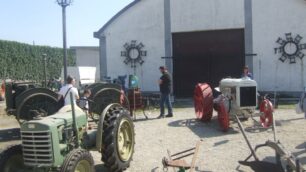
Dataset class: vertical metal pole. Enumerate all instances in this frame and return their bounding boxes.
[62,6,68,84]
[301,59,304,91]
[70,92,79,148]
[43,55,47,88]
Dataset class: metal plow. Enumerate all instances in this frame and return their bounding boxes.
[235,114,305,172]
[162,140,203,172]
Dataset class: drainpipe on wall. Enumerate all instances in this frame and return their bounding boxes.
[244,0,254,73]
[164,0,173,101]
[301,59,305,91]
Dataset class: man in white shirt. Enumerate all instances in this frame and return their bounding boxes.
[58,75,79,105]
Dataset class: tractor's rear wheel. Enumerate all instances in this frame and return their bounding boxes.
[102,106,135,172]
[0,144,25,172]
[60,149,95,172]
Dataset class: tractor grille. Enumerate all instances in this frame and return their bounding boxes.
[21,131,53,166]
[240,86,257,107]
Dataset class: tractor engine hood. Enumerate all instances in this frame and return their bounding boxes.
[21,105,87,132]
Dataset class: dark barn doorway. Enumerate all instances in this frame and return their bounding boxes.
[172,29,245,97]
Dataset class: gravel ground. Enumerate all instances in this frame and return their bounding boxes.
[1,101,306,172]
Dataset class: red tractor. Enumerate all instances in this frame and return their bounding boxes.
[194,78,274,132]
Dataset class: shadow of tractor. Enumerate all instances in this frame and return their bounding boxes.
[168,116,239,139]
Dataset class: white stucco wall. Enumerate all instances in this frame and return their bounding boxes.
[171,0,245,33]
[252,0,306,92]
[102,0,165,91]
[72,47,100,81]
[97,0,246,92]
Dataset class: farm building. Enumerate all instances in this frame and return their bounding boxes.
[94,0,306,97]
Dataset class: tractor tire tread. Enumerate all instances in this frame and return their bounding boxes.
[60,149,95,172]
[101,106,135,172]
[0,144,24,172]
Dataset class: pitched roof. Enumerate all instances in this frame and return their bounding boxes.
[93,0,141,38]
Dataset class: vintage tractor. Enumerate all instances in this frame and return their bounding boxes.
[194,78,274,132]
[0,82,134,172]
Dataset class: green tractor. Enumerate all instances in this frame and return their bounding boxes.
[0,82,135,172]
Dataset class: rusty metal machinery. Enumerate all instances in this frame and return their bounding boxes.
[5,82,129,122]
[193,78,275,132]
[88,82,129,115]
[236,114,305,172]
[5,82,59,121]
[162,140,203,172]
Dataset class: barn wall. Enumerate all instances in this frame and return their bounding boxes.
[95,0,306,93]
[252,0,306,92]
[103,0,165,91]
[171,0,245,33]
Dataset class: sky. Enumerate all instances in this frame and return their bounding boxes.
[0,0,134,48]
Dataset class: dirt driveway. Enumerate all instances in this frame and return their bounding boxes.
[1,101,306,172]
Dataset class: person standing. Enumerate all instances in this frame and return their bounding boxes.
[241,66,253,79]
[158,66,173,118]
[78,89,91,111]
[58,75,79,106]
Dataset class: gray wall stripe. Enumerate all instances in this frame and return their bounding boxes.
[99,36,107,81]
[244,0,253,72]
[164,0,172,73]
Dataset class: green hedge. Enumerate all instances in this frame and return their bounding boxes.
[0,40,75,82]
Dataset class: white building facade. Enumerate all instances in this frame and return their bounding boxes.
[71,46,100,80]
[94,0,306,97]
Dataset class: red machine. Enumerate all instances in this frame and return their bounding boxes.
[194,80,274,132]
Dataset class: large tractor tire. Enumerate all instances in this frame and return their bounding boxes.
[0,144,25,172]
[102,106,135,172]
[193,83,214,122]
[60,149,95,172]
[15,88,59,121]
[90,88,129,115]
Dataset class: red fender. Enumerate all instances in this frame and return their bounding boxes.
[214,97,230,132]
[259,99,274,128]
[193,83,213,122]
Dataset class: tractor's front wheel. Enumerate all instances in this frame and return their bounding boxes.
[0,144,25,172]
[102,106,135,172]
[60,149,95,172]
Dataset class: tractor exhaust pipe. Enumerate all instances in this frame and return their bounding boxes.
[70,92,79,148]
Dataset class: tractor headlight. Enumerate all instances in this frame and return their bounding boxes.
[57,125,64,142]
[28,124,35,129]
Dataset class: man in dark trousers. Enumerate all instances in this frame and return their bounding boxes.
[158,66,173,118]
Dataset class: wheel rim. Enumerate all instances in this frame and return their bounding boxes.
[75,160,91,172]
[117,118,134,161]
[4,155,24,172]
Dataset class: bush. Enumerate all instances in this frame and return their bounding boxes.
[0,40,75,82]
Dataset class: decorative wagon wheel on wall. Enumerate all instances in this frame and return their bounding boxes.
[121,40,147,69]
[274,33,306,64]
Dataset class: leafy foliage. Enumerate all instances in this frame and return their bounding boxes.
[0,40,75,82]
